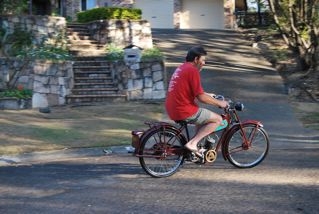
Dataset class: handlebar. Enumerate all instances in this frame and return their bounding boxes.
[213,95,244,111]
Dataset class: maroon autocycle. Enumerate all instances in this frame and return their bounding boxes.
[131,96,270,178]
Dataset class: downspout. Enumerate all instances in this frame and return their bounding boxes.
[29,0,33,15]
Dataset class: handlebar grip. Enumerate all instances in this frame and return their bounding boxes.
[213,95,225,101]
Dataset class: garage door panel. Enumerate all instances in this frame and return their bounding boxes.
[135,0,174,29]
[181,0,224,29]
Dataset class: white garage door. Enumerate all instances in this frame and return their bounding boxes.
[180,0,224,29]
[134,0,174,29]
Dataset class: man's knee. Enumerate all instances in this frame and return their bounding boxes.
[206,113,222,124]
[215,115,223,124]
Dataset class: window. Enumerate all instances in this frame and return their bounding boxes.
[81,0,96,11]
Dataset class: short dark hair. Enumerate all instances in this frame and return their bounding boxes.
[185,46,207,62]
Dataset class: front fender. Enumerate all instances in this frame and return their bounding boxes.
[242,120,264,127]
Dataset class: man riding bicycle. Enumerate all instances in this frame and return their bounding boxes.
[165,46,229,157]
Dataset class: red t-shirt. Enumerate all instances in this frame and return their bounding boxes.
[165,62,204,121]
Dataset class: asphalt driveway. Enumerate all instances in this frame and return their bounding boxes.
[152,29,319,149]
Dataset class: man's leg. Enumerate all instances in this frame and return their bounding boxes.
[185,111,222,152]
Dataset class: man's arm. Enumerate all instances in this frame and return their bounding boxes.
[197,93,228,108]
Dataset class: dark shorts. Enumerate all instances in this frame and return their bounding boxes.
[184,108,212,125]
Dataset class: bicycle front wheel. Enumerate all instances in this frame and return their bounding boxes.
[139,127,185,178]
[225,124,269,168]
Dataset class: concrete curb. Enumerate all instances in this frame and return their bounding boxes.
[0,146,134,166]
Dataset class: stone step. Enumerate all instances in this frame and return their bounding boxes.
[73,60,110,66]
[73,65,110,69]
[67,23,87,28]
[67,39,100,45]
[69,50,106,57]
[72,87,118,92]
[68,27,89,32]
[72,56,108,61]
[68,34,91,40]
[66,94,127,104]
[69,45,105,51]
[66,23,124,104]
[67,30,90,36]
[74,73,112,79]
[70,49,106,57]
[73,70,112,75]
[67,27,89,32]
[74,76,113,81]
[73,83,115,88]
[72,90,119,96]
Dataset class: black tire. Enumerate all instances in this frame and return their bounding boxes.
[139,126,185,178]
[225,124,269,168]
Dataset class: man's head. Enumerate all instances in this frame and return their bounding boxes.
[186,46,207,70]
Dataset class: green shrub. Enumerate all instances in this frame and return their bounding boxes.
[6,27,33,56]
[105,43,124,61]
[77,7,142,23]
[12,28,71,61]
[141,47,164,61]
[17,44,71,61]
[0,87,32,99]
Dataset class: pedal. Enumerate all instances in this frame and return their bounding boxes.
[191,152,205,164]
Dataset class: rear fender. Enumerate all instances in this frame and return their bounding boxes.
[131,122,187,154]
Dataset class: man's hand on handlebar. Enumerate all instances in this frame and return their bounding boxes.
[210,94,229,109]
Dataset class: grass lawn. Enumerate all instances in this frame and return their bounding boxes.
[0,101,166,155]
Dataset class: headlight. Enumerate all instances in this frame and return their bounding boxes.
[235,102,244,111]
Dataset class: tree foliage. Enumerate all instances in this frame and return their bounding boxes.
[0,0,29,15]
[268,0,319,72]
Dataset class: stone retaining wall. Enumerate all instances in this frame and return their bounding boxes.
[86,19,153,49]
[0,15,67,52]
[0,58,73,108]
[0,58,166,108]
[114,60,166,100]
[0,15,164,108]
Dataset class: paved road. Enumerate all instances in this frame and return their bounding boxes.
[1,29,318,214]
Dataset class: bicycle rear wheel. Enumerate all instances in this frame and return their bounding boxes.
[139,127,185,178]
[225,124,269,168]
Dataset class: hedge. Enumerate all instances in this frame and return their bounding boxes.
[77,7,142,23]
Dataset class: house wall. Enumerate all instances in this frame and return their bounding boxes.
[66,0,236,29]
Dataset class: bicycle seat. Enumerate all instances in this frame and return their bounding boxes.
[175,120,188,126]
